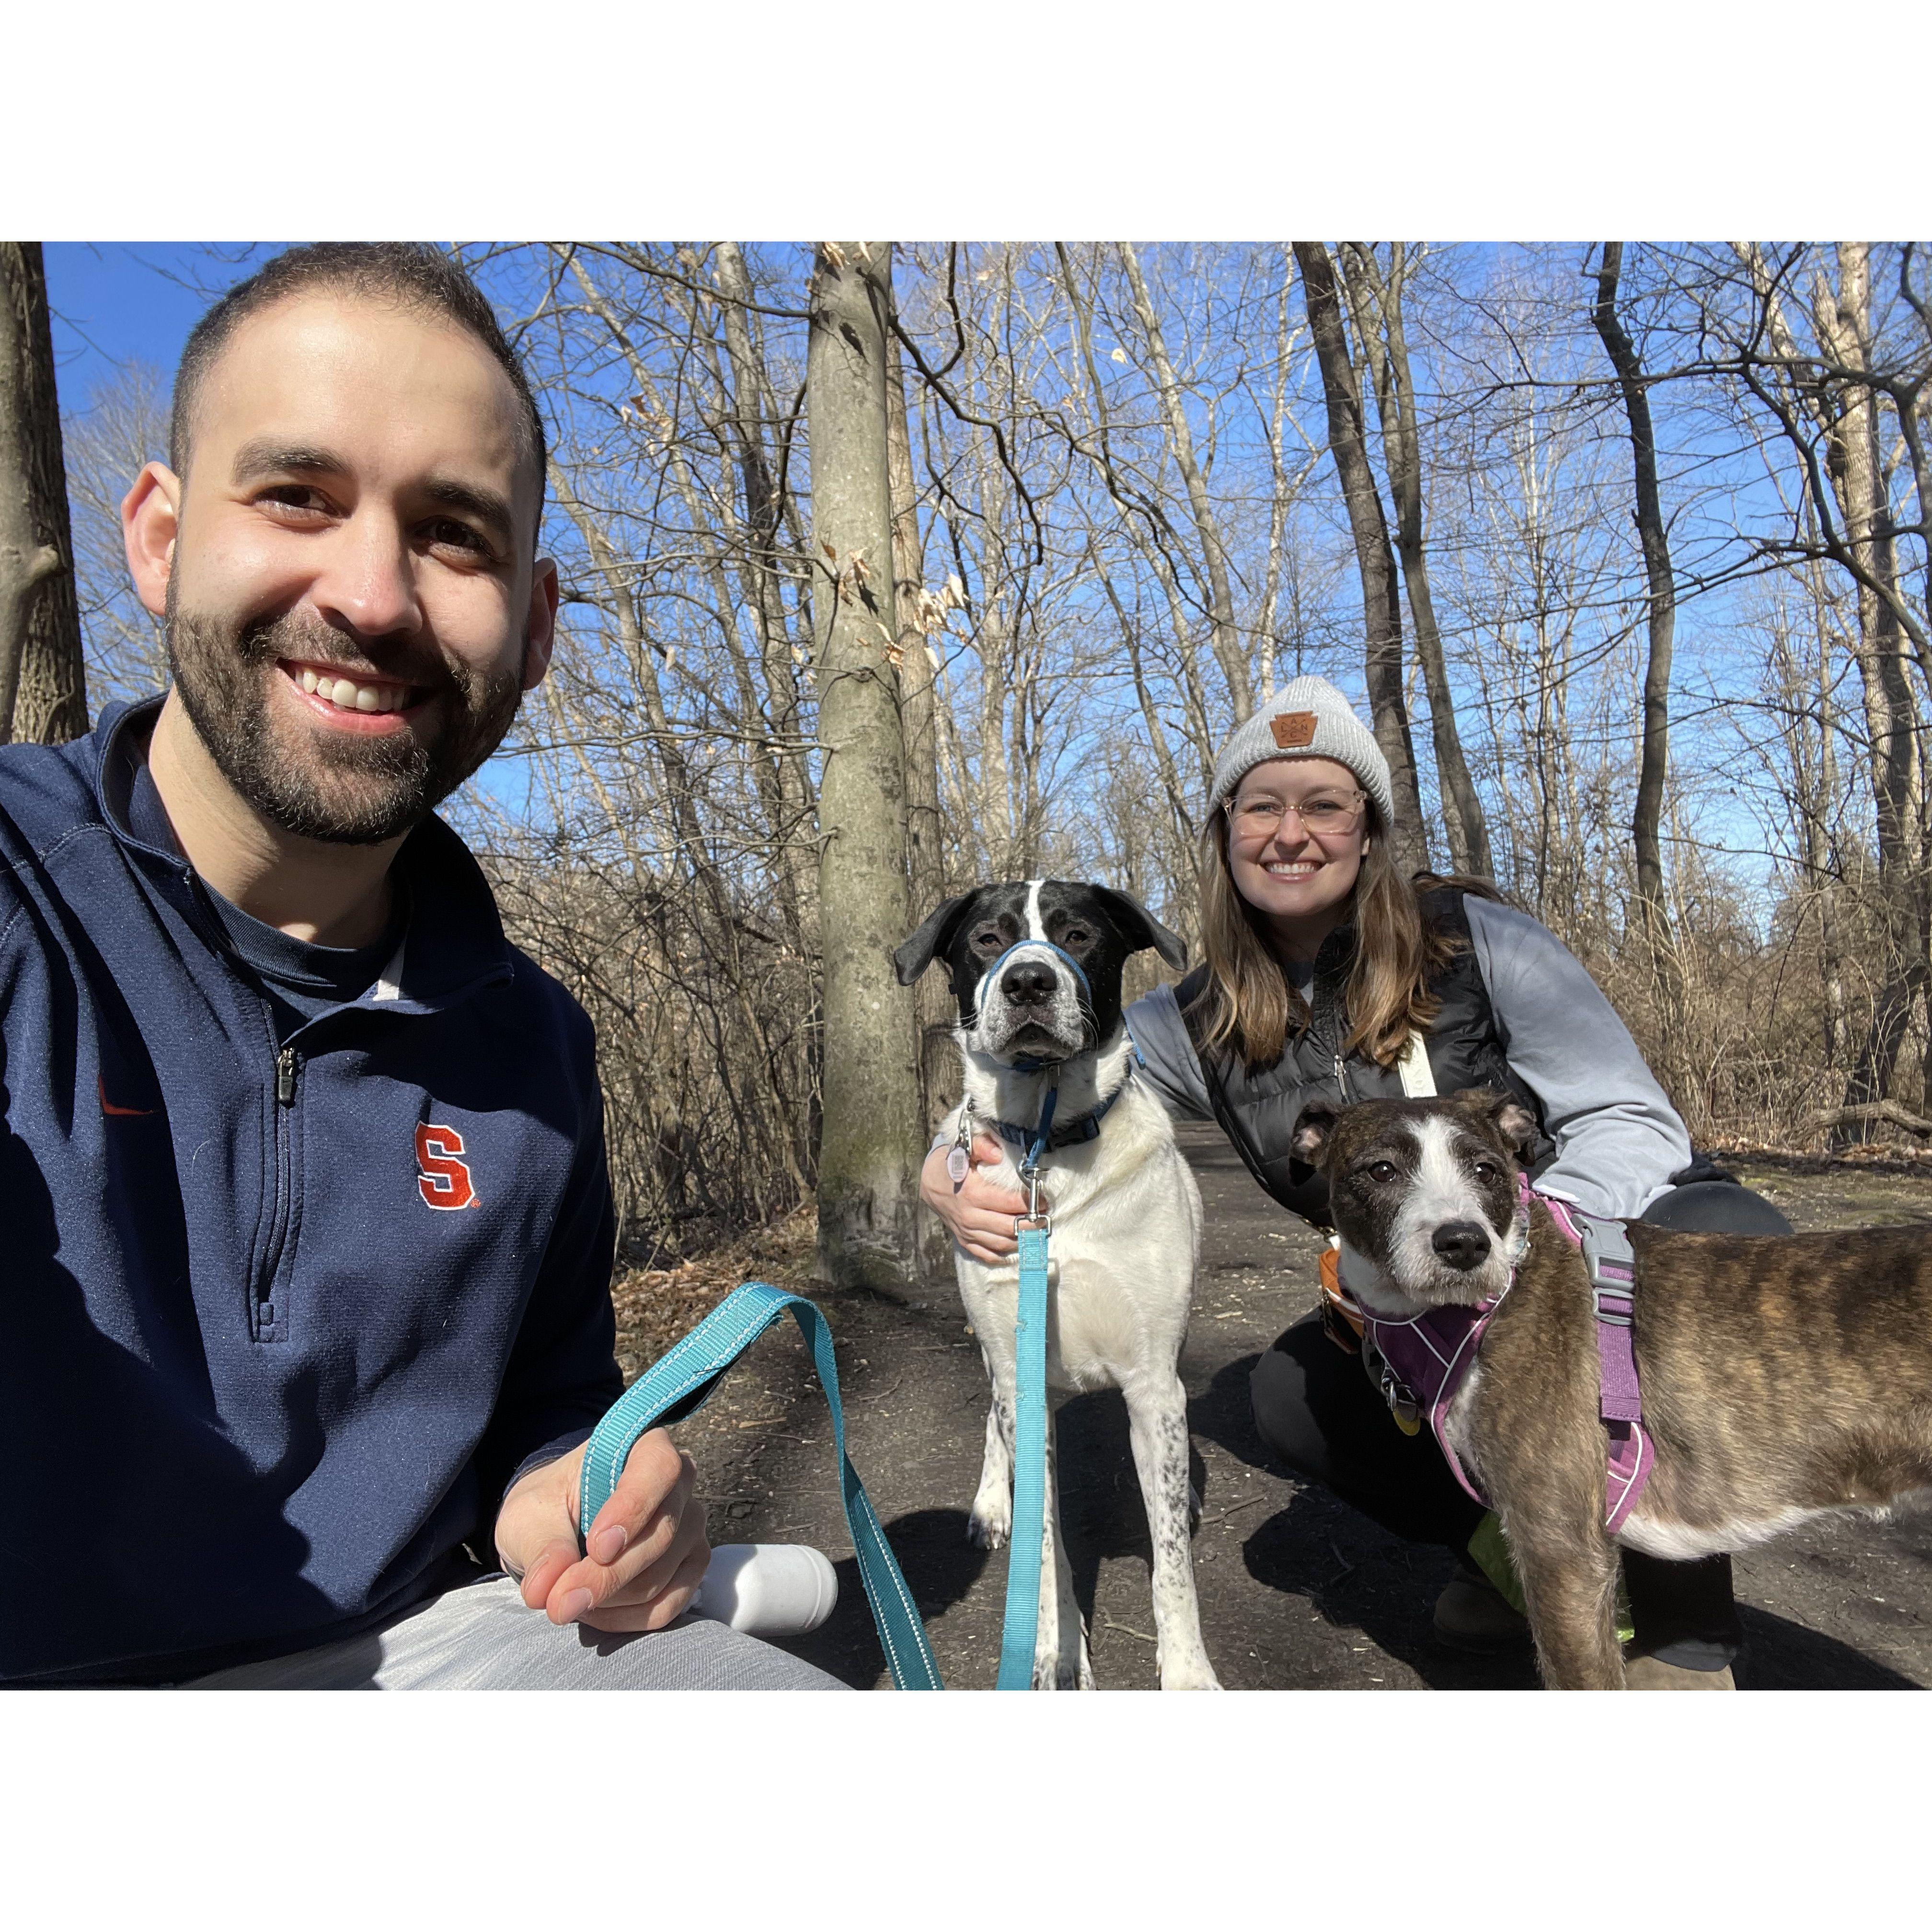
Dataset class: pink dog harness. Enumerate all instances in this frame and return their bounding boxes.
[1343,1175,1655,1533]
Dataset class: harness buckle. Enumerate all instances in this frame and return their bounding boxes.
[1593,1288,1635,1327]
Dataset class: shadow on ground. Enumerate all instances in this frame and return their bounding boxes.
[775,1507,992,1687]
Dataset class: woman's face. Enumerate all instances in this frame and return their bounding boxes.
[1224,756,1369,945]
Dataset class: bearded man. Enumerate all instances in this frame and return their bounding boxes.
[0,244,840,1689]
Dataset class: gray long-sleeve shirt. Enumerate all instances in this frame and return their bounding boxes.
[1124,894,1690,1220]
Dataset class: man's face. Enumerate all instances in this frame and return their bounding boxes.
[146,293,553,844]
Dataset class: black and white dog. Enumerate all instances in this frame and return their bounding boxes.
[894,880,1220,1690]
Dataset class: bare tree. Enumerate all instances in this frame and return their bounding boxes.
[1591,242,1680,981]
[1339,242,1489,874]
[1118,242,1254,718]
[1291,241,1427,870]
[0,242,86,745]
[807,242,922,1290]
[58,362,170,706]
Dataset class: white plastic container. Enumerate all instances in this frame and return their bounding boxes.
[691,1543,839,1637]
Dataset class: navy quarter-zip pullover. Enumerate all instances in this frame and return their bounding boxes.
[0,698,623,1684]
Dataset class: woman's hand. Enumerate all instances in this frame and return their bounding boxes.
[920,1133,1044,1265]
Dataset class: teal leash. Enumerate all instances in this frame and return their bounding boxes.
[577,1280,943,1691]
[995,1070,1059,1690]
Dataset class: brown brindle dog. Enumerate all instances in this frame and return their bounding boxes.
[1290,1088,1932,1689]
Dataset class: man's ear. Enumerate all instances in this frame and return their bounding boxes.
[122,462,181,619]
[894,893,974,986]
[1091,885,1188,971]
[1451,1086,1539,1154]
[1291,1099,1340,1164]
[520,557,560,692]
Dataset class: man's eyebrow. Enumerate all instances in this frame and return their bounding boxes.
[420,478,516,544]
[229,439,348,484]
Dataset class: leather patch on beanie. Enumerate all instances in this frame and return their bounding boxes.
[1270,711,1318,749]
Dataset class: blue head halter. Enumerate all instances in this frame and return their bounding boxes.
[971,941,1094,1073]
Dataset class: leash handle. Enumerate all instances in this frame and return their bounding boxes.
[996,1224,1053,1688]
[577,1281,943,1691]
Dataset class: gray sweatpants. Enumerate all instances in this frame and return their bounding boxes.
[185,1575,850,1690]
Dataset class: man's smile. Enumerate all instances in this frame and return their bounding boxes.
[279,657,430,730]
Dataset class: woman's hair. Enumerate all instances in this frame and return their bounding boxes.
[1184,803,1471,1070]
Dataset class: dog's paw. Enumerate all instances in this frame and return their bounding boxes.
[1160,1657,1223,1691]
[967,1506,1010,1551]
[1031,1650,1081,1690]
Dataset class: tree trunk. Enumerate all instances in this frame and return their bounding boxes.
[807,242,922,1291]
[0,242,86,746]
[1291,242,1427,871]
[887,307,960,1280]
[1590,243,1678,968]
[1340,242,1490,874]
[1811,247,1927,1133]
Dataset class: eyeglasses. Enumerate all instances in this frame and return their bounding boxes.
[1225,788,1367,840]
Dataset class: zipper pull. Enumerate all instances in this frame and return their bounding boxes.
[276,1047,299,1107]
[1334,1053,1351,1099]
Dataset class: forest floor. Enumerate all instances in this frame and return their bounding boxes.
[611,1126,1932,1690]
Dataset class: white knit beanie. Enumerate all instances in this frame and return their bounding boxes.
[1207,675,1394,825]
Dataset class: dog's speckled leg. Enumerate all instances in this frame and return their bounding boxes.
[1032,1418,1073,1688]
[967,1390,1013,1551]
[1125,1376,1220,1690]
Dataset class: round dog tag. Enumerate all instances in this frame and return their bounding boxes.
[946,1145,971,1185]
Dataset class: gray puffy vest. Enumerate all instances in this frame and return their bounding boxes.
[1180,890,1555,1228]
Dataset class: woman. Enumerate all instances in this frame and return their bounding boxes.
[920,675,1789,1689]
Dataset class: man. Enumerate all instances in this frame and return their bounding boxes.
[0,244,840,1689]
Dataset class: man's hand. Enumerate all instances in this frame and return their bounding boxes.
[494,1428,710,1633]
[918,1133,1045,1265]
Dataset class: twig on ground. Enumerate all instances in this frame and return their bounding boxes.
[1201,1495,1269,1527]
[1103,1617,1157,1644]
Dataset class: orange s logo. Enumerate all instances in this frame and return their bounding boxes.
[416,1123,480,1210]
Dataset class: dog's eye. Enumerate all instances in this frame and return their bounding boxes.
[1062,927,1089,948]
[1366,1160,1397,1184]
[1472,1161,1497,1182]
[973,929,1001,949]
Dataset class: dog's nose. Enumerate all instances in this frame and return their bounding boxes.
[1000,961,1058,1006]
[1431,1221,1491,1271]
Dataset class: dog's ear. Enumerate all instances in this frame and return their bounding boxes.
[1091,886,1188,971]
[894,894,975,986]
[1451,1086,1539,1154]
[1290,1099,1340,1164]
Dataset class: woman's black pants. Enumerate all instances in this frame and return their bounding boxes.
[1248,1179,1791,1668]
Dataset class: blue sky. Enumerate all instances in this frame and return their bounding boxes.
[35,239,1863,907]
[44,244,277,404]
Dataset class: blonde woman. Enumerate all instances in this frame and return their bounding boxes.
[922,676,1789,1688]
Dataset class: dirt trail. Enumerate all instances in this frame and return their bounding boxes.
[642,1128,1932,1690]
